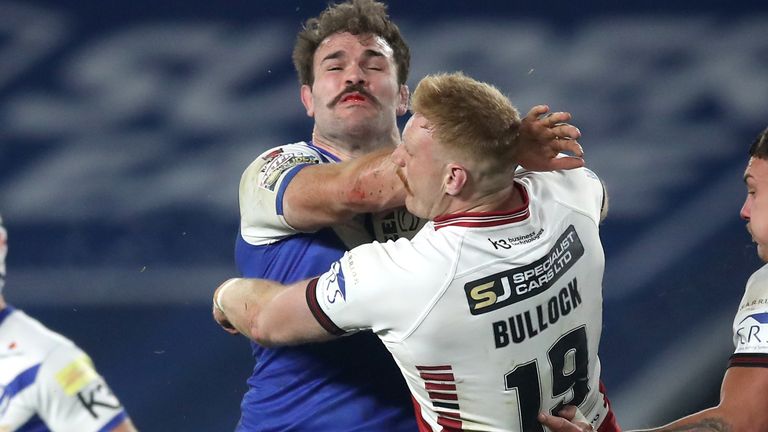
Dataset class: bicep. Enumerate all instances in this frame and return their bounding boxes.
[652,366,768,432]
[717,366,768,430]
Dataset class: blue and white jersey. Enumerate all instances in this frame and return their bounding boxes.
[730,263,768,368]
[0,307,128,432]
[234,140,424,431]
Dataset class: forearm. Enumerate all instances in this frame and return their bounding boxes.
[283,148,405,230]
[214,277,334,346]
[215,278,282,342]
[630,410,731,432]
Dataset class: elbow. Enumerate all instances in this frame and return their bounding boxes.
[248,316,280,347]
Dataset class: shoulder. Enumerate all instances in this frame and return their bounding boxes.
[517,167,605,222]
[3,310,77,360]
[240,141,325,191]
[741,264,768,305]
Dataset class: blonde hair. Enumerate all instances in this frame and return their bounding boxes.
[410,72,520,174]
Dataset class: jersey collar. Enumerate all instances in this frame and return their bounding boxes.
[308,141,342,163]
[433,183,530,230]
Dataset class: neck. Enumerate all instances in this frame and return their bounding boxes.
[311,127,400,161]
[0,295,6,310]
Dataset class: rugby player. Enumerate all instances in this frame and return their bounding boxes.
[0,215,138,432]
[215,72,620,432]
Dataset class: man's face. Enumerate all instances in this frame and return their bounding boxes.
[301,32,407,143]
[392,113,447,219]
[742,157,768,262]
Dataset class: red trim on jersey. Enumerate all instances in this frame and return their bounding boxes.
[437,415,463,431]
[597,380,621,432]
[428,391,458,401]
[433,183,530,230]
[425,382,456,391]
[417,365,453,370]
[420,372,456,381]
[412,396,434,432]
[729,353,768,368]
[305,277,345,336]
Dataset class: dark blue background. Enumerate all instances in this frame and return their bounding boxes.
[2,0,767,429]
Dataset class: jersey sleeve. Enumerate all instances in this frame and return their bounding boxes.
[730,265,768,367]
[307,238,429,338]
[521,167,605,226]
[33,346,127,432]
[239,143,323,246]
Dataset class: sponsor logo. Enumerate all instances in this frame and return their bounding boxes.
[739,297,768,311]
[487,228,544,249]
[55,355,98,395]
[76,383,122,419]
[321,261,347,304]
[465,226,584,315]
[735,312,768,350]
[374,209,423,241]
[258,152,320,191]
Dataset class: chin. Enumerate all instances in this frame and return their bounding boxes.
[403,199,419,217]
[758,246,768,263]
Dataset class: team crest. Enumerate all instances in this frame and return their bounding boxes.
[258,151,320,191]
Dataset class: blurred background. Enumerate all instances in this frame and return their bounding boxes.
[2,0,767,430]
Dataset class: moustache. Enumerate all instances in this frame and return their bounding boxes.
[328,84,379,108]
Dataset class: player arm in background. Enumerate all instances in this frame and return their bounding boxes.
[538,366,768,432]
[32,347,138,432]
[281,147,407,232]
[212,277,336,346]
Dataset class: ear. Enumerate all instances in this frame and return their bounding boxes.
[445,163,467,196]
[300,84,314,117]
[396,84,410,116]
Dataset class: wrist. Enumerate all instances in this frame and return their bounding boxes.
[215,279,238,312]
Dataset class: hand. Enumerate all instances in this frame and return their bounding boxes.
[517,105,584,171]
[538,406,593,432]
[212,284,240,335]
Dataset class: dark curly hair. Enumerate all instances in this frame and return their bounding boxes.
[292,0,410,86]
[750,126,768,160]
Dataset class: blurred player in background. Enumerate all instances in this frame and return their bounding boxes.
[215,72,619,432]
[220,0,583,430]
[539,127,768,432]
[0,215,138,432]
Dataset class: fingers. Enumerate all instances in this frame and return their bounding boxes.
[551,123,581,141]
[541,111,572,127]
[554,137,584,157]
[549,156,585,170]
[537,413,583,432]
[557,405,580,421]
[526,104,550,121]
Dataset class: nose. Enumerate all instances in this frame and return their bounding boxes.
[345,65,366,85]
[391,144,406,167]
[741,195,751,221]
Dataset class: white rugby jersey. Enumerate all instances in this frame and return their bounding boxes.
[730,263,768,368]
[0,307,127,432]
[308,168,619,432]
[239,141,424,249]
